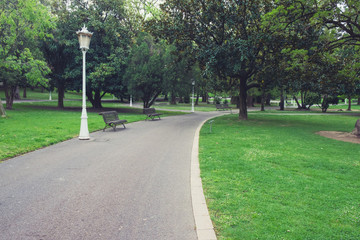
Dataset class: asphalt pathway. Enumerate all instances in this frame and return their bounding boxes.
[0,112,223,240]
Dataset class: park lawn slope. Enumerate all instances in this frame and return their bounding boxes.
[199,113,360,240]
[0,102,185,161]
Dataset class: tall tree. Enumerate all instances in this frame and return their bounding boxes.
[336,45,360,110]
[44,0,131,109]
[125,32,167,108]
[150,0,273,120]
[42,0,76,109]
[0,0,54,109]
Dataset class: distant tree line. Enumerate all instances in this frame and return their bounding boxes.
[1,0,359,120]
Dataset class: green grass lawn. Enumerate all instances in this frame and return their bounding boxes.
[0,101,186,161]
[154,102,228,112]
[0,88,118,101]
[328,103,360,111]
[199,113,360,239]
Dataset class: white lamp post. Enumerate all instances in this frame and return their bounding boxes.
[76,25,93,140]
[191,80,195,113]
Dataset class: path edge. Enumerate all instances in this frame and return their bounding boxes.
[191,117,217,240]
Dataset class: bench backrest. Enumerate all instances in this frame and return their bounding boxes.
[216,104,223,108]
[101,111,119,123]
[143,108,156,114]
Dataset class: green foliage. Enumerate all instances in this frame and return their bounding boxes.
[43,0,132,109]
[0,0,55,109]
[151,0,274,119]
[321,95,339,113]
[335,46,360,98]
[125,32,167,108]
[265,0,360,48]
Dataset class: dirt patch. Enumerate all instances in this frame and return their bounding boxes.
[316,131,360,144]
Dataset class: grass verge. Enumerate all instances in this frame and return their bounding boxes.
[0,101,186,161]
[199,113,360,239]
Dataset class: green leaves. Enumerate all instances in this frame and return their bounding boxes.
[0,0,54,108]
[125,32,166,107]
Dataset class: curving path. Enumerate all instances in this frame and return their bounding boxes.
[0,112,224,240]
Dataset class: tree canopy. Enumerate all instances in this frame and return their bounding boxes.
[1,0,360,118]
[0,0,54,109]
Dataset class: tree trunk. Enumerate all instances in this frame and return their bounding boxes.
[88,90,103,109]
[357,97,360,105]
[170,93,177,105]
[347,97,352,111]
[321,95,328,113]
[148,92,160,108]
[14,86,20,100]
[301,91,305,108]
[23,87,27,98]
[4,82,16,110]
[279,88,285,111]
[57,80,65,109]
[247,95,254,107]
[201,94,207,103]
[0,98,6,117]
[238,79,248,120]
[265,93,271,106]
[260,87,265,112]
[293,95,301,109]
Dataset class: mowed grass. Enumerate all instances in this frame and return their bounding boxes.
[154,102,229,112]
[0,102,185,161]
[199,113,360,239]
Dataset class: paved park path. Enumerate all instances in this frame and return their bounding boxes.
[0,112,224,240]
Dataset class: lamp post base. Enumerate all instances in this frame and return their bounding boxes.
[79,108,90,140]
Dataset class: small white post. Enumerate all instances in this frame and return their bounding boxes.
[191,80,195,113]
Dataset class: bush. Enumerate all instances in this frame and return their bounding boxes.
[321,95,339,112]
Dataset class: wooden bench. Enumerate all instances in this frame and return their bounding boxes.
[215,104,224,111]
[143,108,162,120]
[223,103,233,113]
[99,111,127,131]
[216,104,232,113]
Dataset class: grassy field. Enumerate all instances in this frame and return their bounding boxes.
[199,113,360,239]
[2,89,360,239]
[0,88,117,101]
[0,101,186,161]
[153,102,228,112]
[328,103,360,111]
